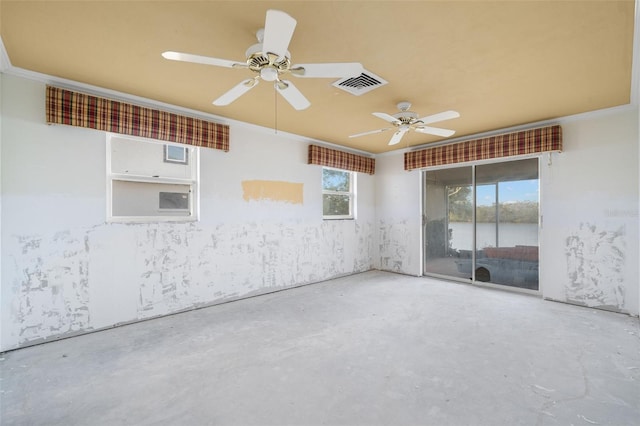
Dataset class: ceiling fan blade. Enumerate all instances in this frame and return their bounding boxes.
[389,129,409,146]
[162,51,245,69]
[415,126,456,137]
[262,10,297,59]
[418,110,460,125]
[212,79,258,106]
[291,62,364,78]
[276,80,310,110]
[373,112,401,124]
[349,128,392,138]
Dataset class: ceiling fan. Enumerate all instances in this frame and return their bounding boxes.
[162,9,364,111]
[350,102,460,145]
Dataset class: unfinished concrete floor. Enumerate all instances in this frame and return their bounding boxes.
[1,271,639,425]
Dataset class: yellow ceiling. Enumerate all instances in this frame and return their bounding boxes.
[0,0,635,154]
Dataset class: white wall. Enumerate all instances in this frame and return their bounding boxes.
[2,72,638,352]
[374,152,422,276]
[0,70,3,349]
[540,107,639,315]
[373,107,639,316]
[0,74,375,351]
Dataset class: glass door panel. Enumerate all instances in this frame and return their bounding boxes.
[475,183,497,250]
[424,158,540,290]
[475,159,539,290]
[424,167,473,278]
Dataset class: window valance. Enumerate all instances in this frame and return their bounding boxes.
[46,86,229,151]
[404,125,562,170]
[308,144,375,175]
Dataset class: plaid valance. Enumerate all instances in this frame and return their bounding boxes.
[46,86,229,151]
[308,144,375,175]
[404,125,562,170]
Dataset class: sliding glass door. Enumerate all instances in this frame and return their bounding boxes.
[423,158,540,291]
[424,166,473,279]
[475,159,539,289]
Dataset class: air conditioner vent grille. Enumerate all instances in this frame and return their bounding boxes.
[332,70,388,96]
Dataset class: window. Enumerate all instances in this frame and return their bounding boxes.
[164,145,188,164]
[107,134,199,222]
[322,167,355,219]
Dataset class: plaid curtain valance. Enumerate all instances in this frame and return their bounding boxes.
[404,125,562,170]
[308,144,375,175]
[46,86,229,151]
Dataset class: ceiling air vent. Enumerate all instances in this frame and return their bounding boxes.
[332,71,388,96]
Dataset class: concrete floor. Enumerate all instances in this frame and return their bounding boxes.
[1,270,639,426]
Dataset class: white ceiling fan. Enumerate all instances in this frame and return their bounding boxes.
[350,102,460,145]
[162,9,364,111]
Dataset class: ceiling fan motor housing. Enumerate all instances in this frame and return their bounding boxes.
[393,111,419,125]
[245,42,291,76]
[392,102,419,125]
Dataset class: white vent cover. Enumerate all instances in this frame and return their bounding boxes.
[332,70,388,96]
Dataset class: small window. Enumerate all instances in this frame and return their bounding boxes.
[164,145,188,164]
[107,134,198,222]
[322,167,355,219]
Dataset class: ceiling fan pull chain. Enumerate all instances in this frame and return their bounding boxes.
[274,83,278,134]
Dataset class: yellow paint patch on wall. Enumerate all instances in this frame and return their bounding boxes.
[242,180,303,205]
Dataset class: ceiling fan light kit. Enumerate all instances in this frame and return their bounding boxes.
[162,9,363,111]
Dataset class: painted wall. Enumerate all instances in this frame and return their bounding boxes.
[0,74,375,351]
[2,72,638,352]
[0,69,3,349]
[540,107,639,315]
[375,107,639,316]
[374,152,422,276]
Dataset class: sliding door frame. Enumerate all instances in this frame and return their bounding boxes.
[421,154,543,295]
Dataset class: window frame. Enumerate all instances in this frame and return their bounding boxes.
[322,166,356,220]
[164,144,189,164]
[106,133,200,223]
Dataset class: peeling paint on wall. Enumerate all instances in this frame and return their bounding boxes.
[565,222,625,310]
[242,180,303,204]
[6,220,374,349]
[132,221,373,316]
[11,231,91,344]
[378,220,410,273]
[354,222,374,272]
[137,224,199,317]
